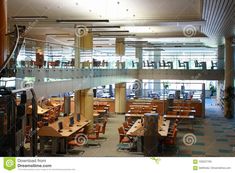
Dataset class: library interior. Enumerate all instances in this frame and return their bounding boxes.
[0,0,235,157]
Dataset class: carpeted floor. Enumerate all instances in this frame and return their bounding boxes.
[66,98,235,157]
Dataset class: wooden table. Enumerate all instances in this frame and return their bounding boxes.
[49,100,62,107]
[169,106,195,110]
[164,114,195,130]
[126,119,170,152]
[172,109,196,112]
[126,119,170,137]
[126,119,144,136]
[27,105,50,115]
[172,109,196,115]
[38,116,90,155]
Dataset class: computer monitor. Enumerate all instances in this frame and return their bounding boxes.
[58,122,63,132]
[69,117,74,127]
[76,114,80,122]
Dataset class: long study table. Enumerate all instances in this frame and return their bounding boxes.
[38,115,90,155]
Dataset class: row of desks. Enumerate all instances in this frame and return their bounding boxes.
[126,119,170,137]
[125,118,170,153]
[126,113,195,130]
[38,115,90,155]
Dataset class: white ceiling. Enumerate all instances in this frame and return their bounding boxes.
[7,0,235,48]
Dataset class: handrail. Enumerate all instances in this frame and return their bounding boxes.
[0,25,20,73]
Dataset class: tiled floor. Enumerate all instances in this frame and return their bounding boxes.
[176,99,235,157]
[63,99,235,157]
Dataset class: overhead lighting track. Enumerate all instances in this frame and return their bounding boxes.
[57,19,109,23]
[75,25,121,29]
[91,30,129,33]
[11,16,48,20]
[98,34,135,37]
[46,33,71,36]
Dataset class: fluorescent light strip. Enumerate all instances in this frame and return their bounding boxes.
[57,19,109,23]
[46,33,70,36]
[76,25,120,29]
[92,30,129,33]
[143,48,164,51]
[98,34,135,36]
[12,16,48,20]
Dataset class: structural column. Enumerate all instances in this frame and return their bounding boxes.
[154,50,161,69]
[74,35,81,68]
[35,42,44,68]
[224,37,234,118]
[0,0,7,67]
[217,45,224,69]
[74,90,81,116]
[135,47,143,69]
[80,31,93,69]
[153,49,161,95]
[153,80,161,95]
[115,83,126,114]
[115,38,125,69]
[80,89,94,131]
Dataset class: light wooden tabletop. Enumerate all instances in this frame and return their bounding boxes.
[38,116,90,137]
[125,113,144,118]
[27,105,50,115]
[164,115,195,119]
[126,119,170,137]
[172,109,196,113]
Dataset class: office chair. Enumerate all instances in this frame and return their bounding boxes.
[117,126,133,151]
[86,124,101,147]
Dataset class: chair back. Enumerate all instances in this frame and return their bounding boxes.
[95,124,101,139]
[123,122,129,129]
[118,126,125,143]
[127,117,133,125]
[179,111,189,116]
[101,119,107,134]
[172,129,178,144]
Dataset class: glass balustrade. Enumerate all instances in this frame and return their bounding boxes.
[16,38,222,71]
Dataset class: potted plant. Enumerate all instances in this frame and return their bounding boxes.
[224,86,234,119]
